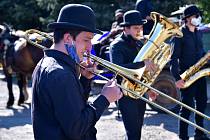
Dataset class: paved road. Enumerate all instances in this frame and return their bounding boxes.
[0,78,209,140]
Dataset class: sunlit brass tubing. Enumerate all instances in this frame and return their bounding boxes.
[78,62,210,135]
[87,54,209,119]
[24,29,53,50]
[132,73,210,120]
[182,69,210,88]
[180,52,210,88]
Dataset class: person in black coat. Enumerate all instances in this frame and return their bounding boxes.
[93,9,124,60]
[135,0,154,35]
[171,5,210,140]
[110,10,157,140]
[31,4,123,140]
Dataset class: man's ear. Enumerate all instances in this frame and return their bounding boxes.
[124,27,130,34]
[63,33,73,44]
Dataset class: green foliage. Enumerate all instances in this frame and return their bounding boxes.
[36,0,134,31]
[197,0,210,23]
[0,0,43,30]
[0,0,209,31]
[152,0,188,16]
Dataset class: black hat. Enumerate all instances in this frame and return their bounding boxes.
[48,4,102,34]
[120,10,146,27]
[135,0,153,19]
[182,5,202,20]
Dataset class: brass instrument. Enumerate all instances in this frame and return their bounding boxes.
[122,12,183,99]
[85,53,210,134]
[24,29,53,49]
[180,52,210,88]
[25,26,210,134]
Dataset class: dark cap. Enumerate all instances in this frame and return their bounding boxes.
[48,4,102,34]
[120,10,146,27]
[182,5,202,20]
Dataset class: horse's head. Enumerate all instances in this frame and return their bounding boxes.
[0,24,6,36]
[0,23,12,38]
[0,24,8,60]
[0,24,20,45]
[0,23,13,43]
[0,24,20,61]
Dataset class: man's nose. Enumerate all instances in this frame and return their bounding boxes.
[86,44,92,52]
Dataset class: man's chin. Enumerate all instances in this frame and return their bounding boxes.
[79,58,83,62]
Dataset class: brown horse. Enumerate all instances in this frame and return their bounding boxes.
[0,24,52,107]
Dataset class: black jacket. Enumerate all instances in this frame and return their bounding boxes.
[32,49,109,140]
[110,33,145,69]
[171,26,206,80]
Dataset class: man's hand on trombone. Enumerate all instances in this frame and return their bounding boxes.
[80,60,97,79]
[101,79,123,103]
[79,57,122,103]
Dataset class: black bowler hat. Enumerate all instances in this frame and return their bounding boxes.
[48,4,102,34]
[182,5,202,20]
[135,0,153,19]
[120,10,147,27]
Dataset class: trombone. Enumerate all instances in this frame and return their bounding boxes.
[24,29,53,49]
[24,29,210,135]
[83,53,210,135]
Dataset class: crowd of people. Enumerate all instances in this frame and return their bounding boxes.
[0,0,209,140]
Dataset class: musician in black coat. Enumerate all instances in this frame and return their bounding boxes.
[110,10,157,140]
[31,4,122,140]
[171,5,210,140]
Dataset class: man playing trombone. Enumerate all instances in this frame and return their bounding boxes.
[171,5,210,140]
[31,4,122,140]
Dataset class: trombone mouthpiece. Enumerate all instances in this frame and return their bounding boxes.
[83,52,90,57]
[83,52,93,65]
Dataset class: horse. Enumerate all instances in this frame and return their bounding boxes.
[0,24,52,107]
